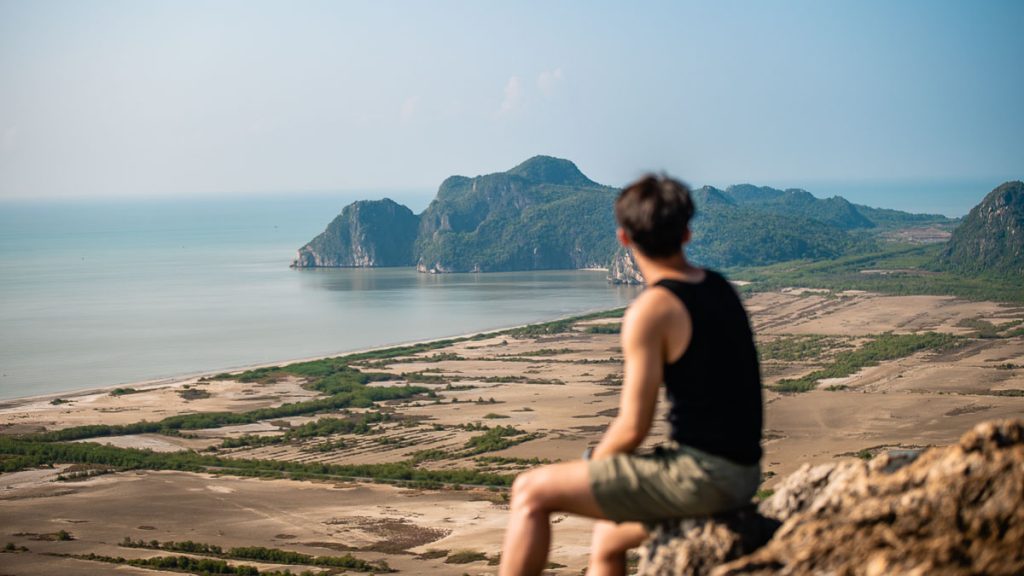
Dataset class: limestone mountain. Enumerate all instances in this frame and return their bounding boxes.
[292,198,419,268]
[293,156,953,274]
[938,181,1024,277]
[414,156,618,272]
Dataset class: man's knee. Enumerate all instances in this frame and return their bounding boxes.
[590,522,622,560]
[510,468,552,514]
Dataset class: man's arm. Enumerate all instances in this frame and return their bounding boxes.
[591,294,670,459]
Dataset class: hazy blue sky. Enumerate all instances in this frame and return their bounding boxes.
[1,0,1021,213]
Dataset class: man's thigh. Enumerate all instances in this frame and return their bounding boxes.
[515,460,608,519]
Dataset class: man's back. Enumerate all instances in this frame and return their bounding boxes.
[655,271,763,465]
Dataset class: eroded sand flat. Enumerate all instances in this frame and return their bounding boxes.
[0,375,317,433]
[2,289,1023,574]
[0,470,560,575]
[747,292,1016,336]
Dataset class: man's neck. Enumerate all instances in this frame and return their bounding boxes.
[633,250,703,285]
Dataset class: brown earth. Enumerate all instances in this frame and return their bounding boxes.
[1,289,1022,574]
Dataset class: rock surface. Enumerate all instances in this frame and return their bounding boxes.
[638,419,1024,576]
[607,248,644,285]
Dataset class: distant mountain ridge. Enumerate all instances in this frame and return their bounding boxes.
[292,156,963,275]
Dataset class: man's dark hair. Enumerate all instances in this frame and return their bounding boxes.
[614,174,695,258]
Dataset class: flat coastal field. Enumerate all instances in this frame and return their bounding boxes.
[2,288,1023,575]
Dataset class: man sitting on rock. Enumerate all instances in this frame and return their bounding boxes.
[499,174,763,576]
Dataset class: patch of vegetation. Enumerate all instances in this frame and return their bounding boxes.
[409,448,449,464]
[178,388,212,401]
[985,389,1024,397]
[770,332,961,393]
[445,550,487,564]
[504,307,627,338]
[119,538,390,572]
[474,455,550,466]
[0,437,514,487]
[479,375,565,385]
[520,347,576,356]
[585,323,621,334]
[483,413,510,419]
[222,412,388,449]
[26,380,426,443]
[955,318,1002,339]
[23,530,74,541]
[758,335,847,362]
[109,387,141,397]
[2,542,28,553]
[49,398,70,405]
[417,549,449,560]
[464,426,539,456]
[507,318,576,338]
[68,553,319,576]
[56,464,115,481]
[300,438,349,453]
[402,371,448,383]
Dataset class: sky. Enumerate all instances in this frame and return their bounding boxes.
[0,0,1021,215]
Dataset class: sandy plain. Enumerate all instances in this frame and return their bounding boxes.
[1,289,1023,575]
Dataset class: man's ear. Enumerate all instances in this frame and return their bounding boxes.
[616,228,630,247]
[681,227,692,246]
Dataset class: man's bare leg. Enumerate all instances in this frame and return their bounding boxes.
[498,460,607,576]
[587,521,648,576]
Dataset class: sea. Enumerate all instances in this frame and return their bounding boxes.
[0,193,642,401]
[1,177,1001,401]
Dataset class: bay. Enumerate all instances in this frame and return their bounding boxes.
[0,195,640,400]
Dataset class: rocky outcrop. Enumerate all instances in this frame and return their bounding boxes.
[607,248,644,285]
[292,199,419,268]
[638,419,1024,575]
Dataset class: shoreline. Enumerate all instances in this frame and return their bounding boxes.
[0,304,627,410]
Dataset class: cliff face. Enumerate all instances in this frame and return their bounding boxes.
[607,247,643,285]
[638,419,1024,576]
[292,199,419,268]
[939,181,1024,277]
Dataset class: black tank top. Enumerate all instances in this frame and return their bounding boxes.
[655,270,763,465]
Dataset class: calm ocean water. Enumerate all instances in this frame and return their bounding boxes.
[0,194,641,400]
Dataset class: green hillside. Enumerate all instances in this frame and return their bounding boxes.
[937,181,1024,277]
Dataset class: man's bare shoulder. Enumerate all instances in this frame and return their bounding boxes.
[623,286,688,336]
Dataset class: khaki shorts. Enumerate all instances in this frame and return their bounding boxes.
[588,443,761,523]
